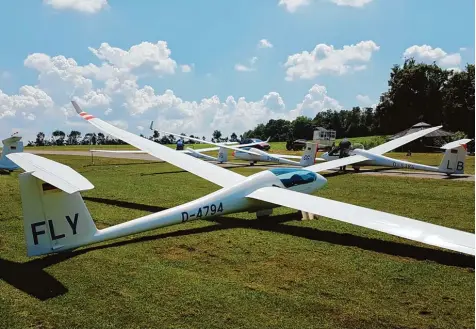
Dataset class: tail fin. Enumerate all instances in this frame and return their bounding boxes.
[217,147,228,163]
[7,153,97,256]
[0,136,24,170]
[438,139,472,174]
[300,142,319,166]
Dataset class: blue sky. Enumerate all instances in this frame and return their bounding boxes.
[0,0,474,142]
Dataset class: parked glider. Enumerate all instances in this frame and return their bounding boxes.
[6,101,474,258]
[0,134,24,171]
[90,130,270,163]
[320,138,471,175]
[161,131,322,167]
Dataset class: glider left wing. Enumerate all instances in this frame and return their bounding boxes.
[367,126,442,155]
[72,101,245,188]
[247,186,475,255]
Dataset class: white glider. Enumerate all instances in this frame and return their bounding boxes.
[162,131,322,167]
[5,102,474,258]
[320,136,471,175]
[0,135,24,171]
[89,138,268,163]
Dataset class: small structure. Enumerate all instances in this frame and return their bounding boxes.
[389,122,454,152]
[313,127,336,150]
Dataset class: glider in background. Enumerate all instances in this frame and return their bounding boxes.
[320,137,471,175]
[160,131,322,167]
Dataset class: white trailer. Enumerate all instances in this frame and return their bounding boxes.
[313,127,336,150]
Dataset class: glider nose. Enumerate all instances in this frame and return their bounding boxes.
[315,173,327,190]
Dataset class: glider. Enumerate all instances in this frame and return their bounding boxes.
[320,138,471,175]
[5,101,474,257]
[0,134,24,171]
[89,136,270,163]
[160,130,322,166]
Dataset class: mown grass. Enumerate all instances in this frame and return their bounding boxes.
[0,156,474,329]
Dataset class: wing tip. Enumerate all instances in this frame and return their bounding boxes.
[71,100,95,120]
[71,100,82,114]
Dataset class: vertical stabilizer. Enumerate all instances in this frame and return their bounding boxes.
[217,147,228,163]
[7,153,98,256]
[0,136,23,170]
[438,139,472,174]
[300,142,319,166]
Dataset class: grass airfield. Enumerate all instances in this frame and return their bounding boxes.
[0,154,474,329]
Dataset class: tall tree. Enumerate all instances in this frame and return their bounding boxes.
[35,132,45,146]
[212,130,222,142]
[67,130,81,145]
[52,130,66,146]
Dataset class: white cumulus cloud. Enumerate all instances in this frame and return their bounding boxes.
[279,0,373,12]
[284,40,380,81]
[289,84,343,118]
[0,86,54,119]
[403,45,462,69]
[88,41,178,76]
[235,64,255,72]
[1,41,349,140]
[356,94,376,108]
[331,0,373,7]
[43,0,108,13]
[258,39,273,48]
[181,65,192,73]
[278,0,310,12]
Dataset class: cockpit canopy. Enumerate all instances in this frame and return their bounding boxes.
[269,168,317,188]
[328,142,364,156]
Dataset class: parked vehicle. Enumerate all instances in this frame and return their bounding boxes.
[240,138,271,151]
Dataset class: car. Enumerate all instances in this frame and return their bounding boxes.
[286,139,307,151]
[240,138,271,151]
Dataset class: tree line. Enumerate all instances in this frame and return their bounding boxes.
[243,59,474,141]
[28,130,241,146]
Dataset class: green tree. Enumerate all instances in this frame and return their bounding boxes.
[212,130,222,142]
[52,130,66,146]
[291,116,314,140]
[67,130,81,145]
[35,132,45,146]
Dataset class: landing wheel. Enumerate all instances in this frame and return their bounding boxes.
[353,166,360,172]
[249,161,255,166]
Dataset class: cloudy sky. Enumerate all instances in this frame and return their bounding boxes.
[0,0,474,142]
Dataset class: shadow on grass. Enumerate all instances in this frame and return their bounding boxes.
[1,197,474,301]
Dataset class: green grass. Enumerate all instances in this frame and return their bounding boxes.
[0,156,474,329]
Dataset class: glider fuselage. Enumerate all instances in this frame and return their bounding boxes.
[89,169,327,245]
[234,148,301,166]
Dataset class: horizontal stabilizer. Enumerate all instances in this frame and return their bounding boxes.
[2,136,22,145]
[440,139,473,150]
[7,153,94,194]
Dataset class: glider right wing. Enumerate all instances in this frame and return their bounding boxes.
[247,186,475,255]
[72,101,245,188]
